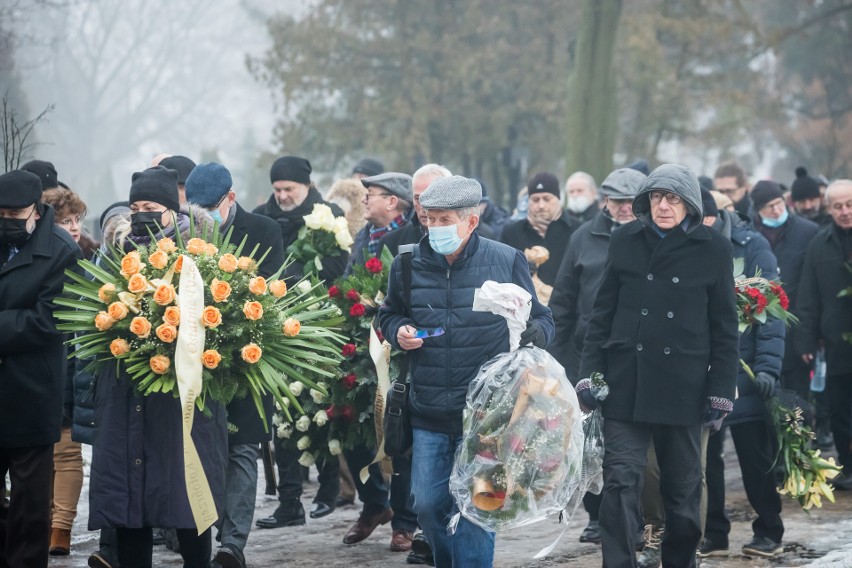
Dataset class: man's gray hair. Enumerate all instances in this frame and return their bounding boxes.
[566,171,598,193]
[825,179,852,204]
[413,163,452,182]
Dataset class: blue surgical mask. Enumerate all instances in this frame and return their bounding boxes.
[761,208,788,228]
[428,222,464,255]
[209,209,223,223]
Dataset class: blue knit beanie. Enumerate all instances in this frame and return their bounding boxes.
[184,162,233,208]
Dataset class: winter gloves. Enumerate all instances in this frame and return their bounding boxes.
[754,372,777,400]
[520,320,547,348]
[703,396,733,433]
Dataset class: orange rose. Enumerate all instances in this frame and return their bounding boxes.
[204,243,218,256]
[201,349,222,370]
[129,316,152,338]
[269,280,287,298]
[174,255,184,273]
[241,343,262,364]
[210,278,232,303]
[157,237,177,253]
[149,354,170,375]
[148,249,169,270]
[218,254,238,273]
[249,276,267,295]
[155,323,178,343]
[243,301,263,321]
[107,301,129,321]
[282,318,301,337]
[109,338,130,357]
[202,306,222,328]
[94,311,115,331]
[163,306,181,326]
[237,256,255,271]
[120,251,143,277]
[186,238,207,255]
[98,283,116,303]
[127,273,148,294]
[153,283,176,306]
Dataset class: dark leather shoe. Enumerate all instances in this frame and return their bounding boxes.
[256,502,306,529]
[213,546,245,568]
[579,520,600,544]
[88,551,117,568]
[406,533,434,565]
[390,529,414,552]
[310,501,335,519]
[342,507,393,544]
[336,496,355,507]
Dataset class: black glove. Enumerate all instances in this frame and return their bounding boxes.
[519,320,547,348]
[578,388,598,411]
[754,372,777,400]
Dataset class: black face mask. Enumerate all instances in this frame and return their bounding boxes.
[130,211,165,236]
[0,214,34,248]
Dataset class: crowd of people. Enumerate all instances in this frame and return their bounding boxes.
[0,152,850,568]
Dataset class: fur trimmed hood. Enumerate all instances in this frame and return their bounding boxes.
[103,203,216,248]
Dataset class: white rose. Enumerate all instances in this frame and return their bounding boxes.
[313,409,328,426]
[276,423,293,439]
[335,229,354,250]
[272,413,282,426]
[310,388,325,404]
[303,211,323,230]
[298,451,316,467]
[281,397,290,408]
[297,435,311,450]
[289,382,304,397]
[319,208,336,232]
[295,415,311,432]
[328,439,342,456]
[297,280,312,294]
[333,216,349,234]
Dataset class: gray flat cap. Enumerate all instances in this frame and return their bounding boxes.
[600,168,647,198]
[361,172,413,202]
[419,175,482,210]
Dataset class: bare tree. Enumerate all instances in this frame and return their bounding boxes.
[1,94,53,171]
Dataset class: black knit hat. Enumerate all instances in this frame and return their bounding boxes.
[527,172,561,198]
[791,167,821,201]
[21,159,59,190]
[99,201,131,231]
[129,166,181,211]
[700,187,718,217]
[352,157,384,178]
[751,180,784,211]
[0,170,43,208]
[158,155,196,185]
[270,156,312,185]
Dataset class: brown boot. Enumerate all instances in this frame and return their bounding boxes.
[49,527,71,555]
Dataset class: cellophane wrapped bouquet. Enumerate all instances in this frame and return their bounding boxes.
[449,282,586,531]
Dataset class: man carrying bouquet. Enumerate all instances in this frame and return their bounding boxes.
[578,164,739,568]
[378,175,554,568]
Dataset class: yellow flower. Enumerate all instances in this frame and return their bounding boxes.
[120,251,143,277]
[186,238,207,255]
[243,301,263,321]
[210,278,232,303]
[248,276,267,295]
[241,343,262,364]
[127,273,148,294]
[204,243,218,256]
[129,316,152,338]
[163,306,181,326]
[202,349,222,369]
[94,312,115,331]
[202,306,223,328]
[149,354,170,375]
[237,256,255,271]
[148,249,169,270]
[155,323,178,343]
[152,283,176,306]
[98,283,117,303]
[157,237,177,253]
[107,302,129,321]
[218,254,238,273]
[269,280,287,298]
[282,318,301,337]
[109,338,130,356]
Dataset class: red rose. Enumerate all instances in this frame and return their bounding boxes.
[365,257,383,274]
[756,292,768,314]
[341,343,357,357]
[326,404,337,419]
[747,288,760,299]
[778,290,790,310]
[328,285,341,298]
[341,405,355,422]
[346,289,361,302]
[375,328,385,342]
[349,303,366,317]
[342,373,357,390]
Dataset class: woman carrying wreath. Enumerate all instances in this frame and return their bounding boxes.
[88,166,227,568]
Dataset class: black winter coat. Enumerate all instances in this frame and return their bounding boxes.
[378,216,425,257]
[796,224,852,375]
[225,204,286,445]
[499,212,578,286]
[378,233,554,434]
[719,212,785,425]
[548,212,616,381]
[580,221,740,426]
[0,206,80,449]
[252,188,348,283]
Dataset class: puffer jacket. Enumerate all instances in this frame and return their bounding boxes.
[378,232,554,434]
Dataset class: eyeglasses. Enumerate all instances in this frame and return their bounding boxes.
[413,327,445,339]
[364,192,392,202]
[648,191,682,205]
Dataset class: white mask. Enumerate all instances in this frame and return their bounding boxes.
[567,195,593,214]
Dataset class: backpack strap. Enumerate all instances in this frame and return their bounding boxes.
[398,244,415,317]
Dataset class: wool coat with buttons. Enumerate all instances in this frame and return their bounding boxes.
[580,220,740,426]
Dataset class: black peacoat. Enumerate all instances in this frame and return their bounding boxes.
[580,220,740,426]
[499,212,578,286]
[0,205,81,449]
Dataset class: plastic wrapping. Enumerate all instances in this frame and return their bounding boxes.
[582,409,605,496]
[449,346,586,531]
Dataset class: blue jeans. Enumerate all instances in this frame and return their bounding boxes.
[410,428,494,568]
[218,442,260,560]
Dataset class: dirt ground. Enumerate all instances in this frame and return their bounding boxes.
[51,440,852,568]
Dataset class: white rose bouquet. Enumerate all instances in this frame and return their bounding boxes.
[287,203,353,274]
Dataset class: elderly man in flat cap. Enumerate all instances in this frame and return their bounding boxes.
[378,176,554,567]
[0,170,81,568]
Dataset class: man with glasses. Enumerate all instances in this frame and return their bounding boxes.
[184,162,285,568]
[797,179,852,490]
[577,164,739,568]
[345,172,413,275]
[714,161,752,218]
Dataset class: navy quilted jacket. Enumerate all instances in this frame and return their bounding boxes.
[378,232,554,434]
